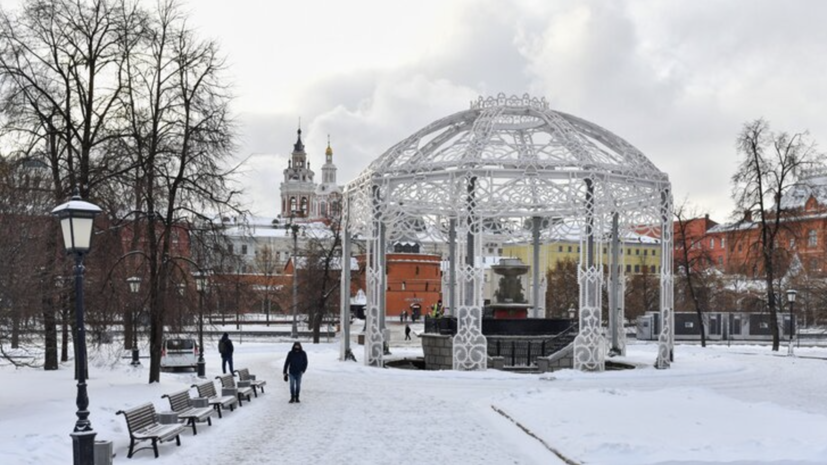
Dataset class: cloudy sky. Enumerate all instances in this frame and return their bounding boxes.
[184,0,827,222]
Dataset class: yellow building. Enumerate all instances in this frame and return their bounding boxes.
[502,238,662,276]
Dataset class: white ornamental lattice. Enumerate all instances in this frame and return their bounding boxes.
[342,93,673,371]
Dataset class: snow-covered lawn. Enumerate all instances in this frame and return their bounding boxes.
[2,339,826,465]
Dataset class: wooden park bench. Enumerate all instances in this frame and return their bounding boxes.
[192,379,238,418]
[161,389,215,435]
[216,373,253,406]
[234,368,267,397]
[116,402,186,458]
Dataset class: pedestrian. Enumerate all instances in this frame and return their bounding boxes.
[283,341,308,403]
[405,324,411,340]
[219,332,234,374]
[431,299,443,318]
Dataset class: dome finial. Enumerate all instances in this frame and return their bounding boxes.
[325,134,333,157]
[293,117,304,152]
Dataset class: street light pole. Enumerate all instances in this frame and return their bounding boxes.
[291,223,299,339]
[52,189,102,465]
[787,289,797,357]
[194,272,208,378]
[127,277,141,366]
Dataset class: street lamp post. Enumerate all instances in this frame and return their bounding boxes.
[286,214,300,339]
[51,189,102,465]
[127,277,141,366]
[787,289,797,357]
[194,272,208,378]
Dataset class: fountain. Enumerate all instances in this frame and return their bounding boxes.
[489,258,531,318]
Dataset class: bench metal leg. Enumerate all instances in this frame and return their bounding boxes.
[214,404,223,419]
[152,438,159,458]
[127,438,137,458]
[189,418,198,435]
[175,434,181,446]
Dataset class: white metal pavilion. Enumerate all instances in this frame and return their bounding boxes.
[339,94,674,371]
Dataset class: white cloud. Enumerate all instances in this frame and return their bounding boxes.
[193,0,827,222]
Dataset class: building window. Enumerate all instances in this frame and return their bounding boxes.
[810,259,819,271]
[401,282,406,290]
[710,238,715,249]
[627,248,631,255]
[634,265,640,273]
[558,246,563,252]
[568,246,572,252]
[651,266,656,273]
[790,238,796,248]
[652,250,656,256]
[718,257,723,266]
[228,244,234,255]
[626,265,631,273]
[644,250,648,256]
[635,249,640,255]
[721,238,725,249]
[808,230,818,247]
[241,245,248,255]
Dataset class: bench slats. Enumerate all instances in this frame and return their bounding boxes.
[117,402,185,458]
[217,374,253,405]
[162,390,214,435]
[192,381,237,418]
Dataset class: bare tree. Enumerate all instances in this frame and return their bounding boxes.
[545,257,578,318]
[673,202,716,347]
[254,244,280,326]
[116,0,242,383]
[297,216,343,344]
[731,119,823,351]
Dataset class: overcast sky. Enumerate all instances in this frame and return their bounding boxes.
[16,0,827,223]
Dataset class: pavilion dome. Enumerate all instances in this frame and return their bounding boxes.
[366,93,666,183]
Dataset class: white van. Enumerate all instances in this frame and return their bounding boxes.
[160,338,198,370]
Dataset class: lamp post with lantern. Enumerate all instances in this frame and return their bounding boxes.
[194,272,209,378]
[787,289,797,357]
[127,277,141,366]
[285,212,300,339]
[51,189,102,465]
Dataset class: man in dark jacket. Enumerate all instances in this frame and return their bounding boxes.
[219,332,234,374]
[283,341,308,403]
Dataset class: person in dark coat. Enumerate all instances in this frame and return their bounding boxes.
[219,332,234,374]
[283,341,308,403]
[405,324,412,340]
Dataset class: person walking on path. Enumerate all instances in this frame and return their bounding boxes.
[219,332,234,374]
[405,324,412,340]
[283,341,308,403]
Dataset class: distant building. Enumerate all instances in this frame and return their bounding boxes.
[677,169,827,277]
[279,128,342,221]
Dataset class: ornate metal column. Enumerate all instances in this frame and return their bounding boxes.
[532,216,542,319]
[608,212,626,356]
[365,183,385,366]
[447,217,457,316]
[453,176,486,370]
[574,178,605,371]
[656,187,674,368]
[339,205,354,361]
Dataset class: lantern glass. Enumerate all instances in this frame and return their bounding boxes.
[51,193,102,254]
[194,272,208,292]
[786,289,797,304]
[127,277,141,294]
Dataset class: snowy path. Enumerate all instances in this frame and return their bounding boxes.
[155,345,562,464]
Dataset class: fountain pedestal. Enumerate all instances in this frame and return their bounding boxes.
[489,258,531,319]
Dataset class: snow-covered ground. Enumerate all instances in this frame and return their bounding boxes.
[2,330,827,465]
